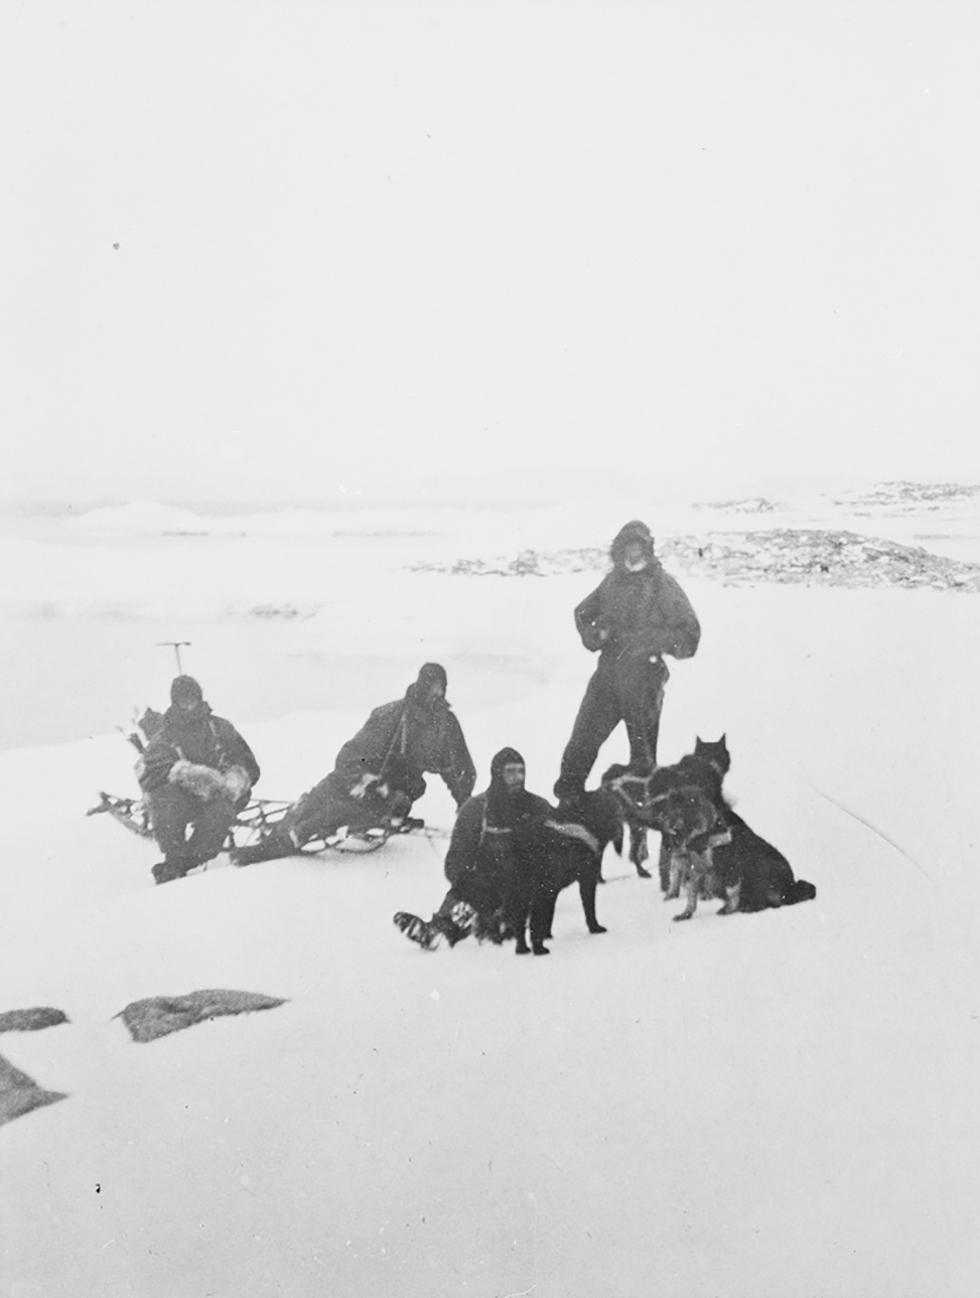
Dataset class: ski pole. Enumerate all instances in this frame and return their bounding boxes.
[157,641,192,674]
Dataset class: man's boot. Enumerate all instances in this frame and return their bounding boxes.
[152,857,194,885]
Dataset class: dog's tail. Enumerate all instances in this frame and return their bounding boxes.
[784,879,817,905]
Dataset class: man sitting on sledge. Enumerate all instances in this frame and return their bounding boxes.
[232,663,475,865]
[334,662,476,815]
[138,675,261,885]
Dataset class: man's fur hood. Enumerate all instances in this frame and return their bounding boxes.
[609,520,657,572]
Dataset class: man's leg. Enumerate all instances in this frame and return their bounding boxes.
[286,778,345,844]
[146,786,200,882]
[394,885,475,949]
[287,776,406,843]
[553,666,623,802]
[621,658,669,772]
[185,795,237,866]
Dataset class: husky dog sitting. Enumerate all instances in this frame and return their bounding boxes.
[603,738,816,919]
[653,778,733,919]
[667,736,817,914]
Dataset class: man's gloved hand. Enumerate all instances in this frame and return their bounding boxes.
[349,772,379,801]
[580,624,609,653]
[223,765,252,805]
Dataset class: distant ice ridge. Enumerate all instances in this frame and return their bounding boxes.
[58,499,440,540]
[49,488,820,548]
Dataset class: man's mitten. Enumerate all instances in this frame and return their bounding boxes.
[580,624,609,653]
[169,759,229,801]
[222,765,252,805]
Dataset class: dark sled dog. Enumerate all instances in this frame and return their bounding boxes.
[600,764,663,880]
[604,738,816,920]
[603,762,733,921]
[507,790,623,955]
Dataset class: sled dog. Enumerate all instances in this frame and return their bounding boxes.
[507,790,623,955]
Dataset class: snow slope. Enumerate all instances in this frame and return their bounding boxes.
[2,576,980,1297]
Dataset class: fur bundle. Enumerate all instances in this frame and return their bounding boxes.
[168,759,233,802]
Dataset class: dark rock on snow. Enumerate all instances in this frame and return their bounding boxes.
[115,989,288,1043]
[0,1055,67,1129]
[0,1007,69,1033]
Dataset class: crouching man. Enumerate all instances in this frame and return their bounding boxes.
[393,747,553,950]
[138,675,261,884]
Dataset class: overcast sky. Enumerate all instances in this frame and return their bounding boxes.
[2,1,978,504]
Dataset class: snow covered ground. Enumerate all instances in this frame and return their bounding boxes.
[2,488,980,1296]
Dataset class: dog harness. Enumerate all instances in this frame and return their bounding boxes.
[543,819,602,857]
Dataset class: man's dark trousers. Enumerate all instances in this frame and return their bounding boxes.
[148,785,237,871]
[554,654,668,801]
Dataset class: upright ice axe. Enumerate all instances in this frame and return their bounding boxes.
[157,641,192,674]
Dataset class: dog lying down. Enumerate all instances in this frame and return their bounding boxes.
[603,736,817,921]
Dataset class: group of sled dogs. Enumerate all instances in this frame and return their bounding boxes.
[508,735,817,956]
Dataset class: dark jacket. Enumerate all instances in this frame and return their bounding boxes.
[443,748,553,885]
[574,520,700,662]
[334,687,476,808]
[138,703,261,795]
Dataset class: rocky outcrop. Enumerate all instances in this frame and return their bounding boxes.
[692,497,781,514]
[0,1055,66,1128]
[0,1007,69,1033]
[832,481,980,511]
[115,989,287,1043]
[409,529,980,593]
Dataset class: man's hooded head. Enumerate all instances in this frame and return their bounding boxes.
[170,675,205,712]
[486,746,533,825]
[610,520,655,573]
[490,746,526,791]
[407,662,448,708]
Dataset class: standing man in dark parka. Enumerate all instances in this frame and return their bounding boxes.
[553,520,700,805]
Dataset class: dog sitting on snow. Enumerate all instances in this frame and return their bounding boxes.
[604,737,816,920]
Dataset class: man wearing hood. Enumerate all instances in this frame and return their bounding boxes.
[553,520,700,804]
[333,663,476,813]
[393,746,554,949]
[138,676,261,884]
[231,664,474,866]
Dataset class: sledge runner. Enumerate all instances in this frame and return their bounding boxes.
[393,747,553,950]
[335,662,476,816]
[553,520,700,806]
[138,676,260,884]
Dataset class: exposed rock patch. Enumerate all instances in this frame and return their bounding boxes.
[409,529,980,593]
[692,497,782,514]
[0,1055,67,1128]
[0,1007,69,1033]
[832,481,980,511]
[248,604,314,620]
[115,989,288,1043]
